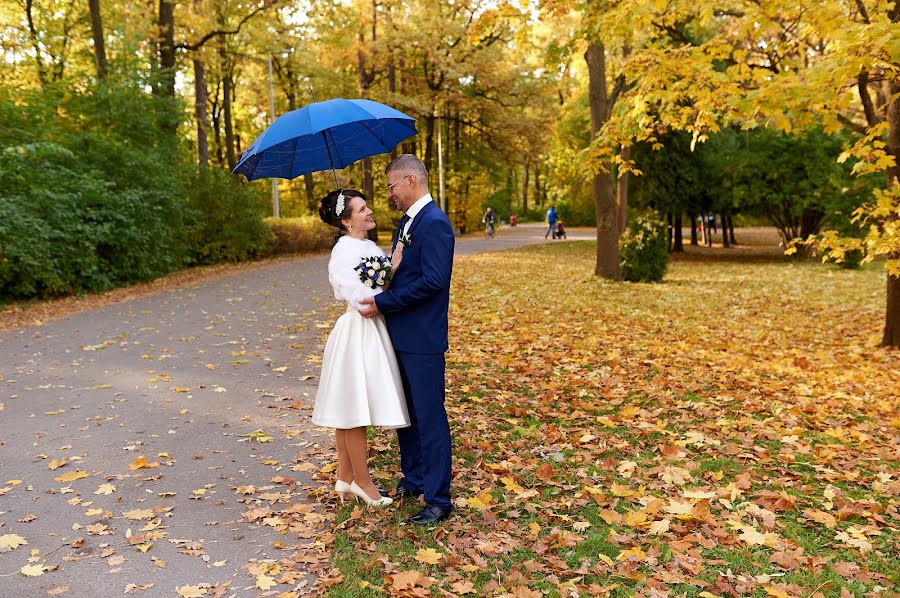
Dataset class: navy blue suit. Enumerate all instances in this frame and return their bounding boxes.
[375,201,454,510]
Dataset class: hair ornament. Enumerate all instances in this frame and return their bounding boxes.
[335,191,346,217]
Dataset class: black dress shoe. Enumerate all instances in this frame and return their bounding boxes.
[408,505,451,525]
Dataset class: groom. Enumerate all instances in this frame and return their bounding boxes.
[359,154,454,524]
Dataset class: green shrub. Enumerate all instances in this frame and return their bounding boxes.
[0,142,184,297]
[619,217,669,282]
[264,216,335,256]
[0,84,272,301]
[182,168,272,265]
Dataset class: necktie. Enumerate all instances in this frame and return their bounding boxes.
[398,214,410,236]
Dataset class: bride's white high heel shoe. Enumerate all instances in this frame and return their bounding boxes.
[349,481,393,507]
[335,480,353,503]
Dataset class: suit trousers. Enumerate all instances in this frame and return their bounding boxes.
[395,351,452,510]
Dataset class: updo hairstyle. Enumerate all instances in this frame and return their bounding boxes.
[318,189,366,232]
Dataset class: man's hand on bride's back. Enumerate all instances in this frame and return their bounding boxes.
[359,297,379,318]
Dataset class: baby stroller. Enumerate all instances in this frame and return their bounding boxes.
[554,220,567,239]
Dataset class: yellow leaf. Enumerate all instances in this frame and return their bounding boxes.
[20,564,44,577]
[623,510,648,527]
[500,477,525,493]
[123,509,154,520]
[466,488,494,510]
[414,548,443,565]
[128,456,160,470]
[94,483,116,495]
[0,534,28,552]
[54,470,88,483]
[648,519,671,535]
[84,508,103,517]
[256,575,277,590]
[610,482,635,497]
[738,527,772,546]
[764,587,790,598]
[136,543,152,553]
[48,458,69,470]
[176,585,206,598]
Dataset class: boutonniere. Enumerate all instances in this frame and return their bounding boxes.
[398,233,413,247]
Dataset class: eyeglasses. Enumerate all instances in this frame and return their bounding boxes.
[387,174,413,191]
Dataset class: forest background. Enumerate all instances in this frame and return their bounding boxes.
[0,0,897,345]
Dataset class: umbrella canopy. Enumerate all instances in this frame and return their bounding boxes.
[232,98,417,182]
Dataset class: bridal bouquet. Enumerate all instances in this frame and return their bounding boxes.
[354,255,392,289]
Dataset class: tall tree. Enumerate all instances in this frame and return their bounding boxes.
[87,0,107,80]
[584,43,620,278]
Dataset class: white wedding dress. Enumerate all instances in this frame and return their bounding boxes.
[311,236,409,429]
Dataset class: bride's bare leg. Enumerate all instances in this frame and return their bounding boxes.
[345,427,380,499]
[335,429,353,483]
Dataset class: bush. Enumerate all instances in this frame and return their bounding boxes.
[619,217,669,282]
[182,168,272,264]
[264,216,336,256]
[0,84,276,301]
[0,142,185,297]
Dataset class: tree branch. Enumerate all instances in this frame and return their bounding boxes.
[857,70,878,127]
[178,1,278,51]
[836,113,868,136]
[608,73,627,115]
[853,0,871,23]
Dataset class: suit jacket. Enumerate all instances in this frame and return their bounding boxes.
[374,201,454,354]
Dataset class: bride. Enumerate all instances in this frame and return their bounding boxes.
[312,189,409,507]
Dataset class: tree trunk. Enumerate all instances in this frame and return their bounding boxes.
[885,273,900,347]
[388,50,397,161]
[193,58,209,167]
[304,174,316,213]
[617,147,630,233]
[522,161,530,215]
[721,212,730,248]
[689,212,698,246]
[882,74,900,346]
[88,0,107,80]
[585,43,620,280]
[424,113,435,175]
[667,212,674,251]
[728,214,736,245]
[156,0,176,97]
[25,0,48,88]
[211,90,223,166]
[534,165,542,209]
[223,71,236,170]
[673,213,684,252]
[363,157,377,241]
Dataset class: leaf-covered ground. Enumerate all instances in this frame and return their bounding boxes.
[323,241,899,597]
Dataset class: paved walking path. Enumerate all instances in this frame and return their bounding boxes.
[0,222,583,597]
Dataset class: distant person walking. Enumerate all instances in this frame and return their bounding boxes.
[545,205,558,239]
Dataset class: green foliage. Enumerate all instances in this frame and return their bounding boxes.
[0,84,269,301]
[182,169,272,265]
[0,84,188,298]
[630,132,710,216]
[618,217,669,283]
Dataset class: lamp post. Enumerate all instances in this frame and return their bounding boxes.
[267,52,280,218]
[437,109,445,213]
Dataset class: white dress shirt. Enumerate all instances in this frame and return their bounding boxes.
[402,193,434,236]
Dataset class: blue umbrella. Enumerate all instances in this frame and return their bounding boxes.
[232,98,417,184]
